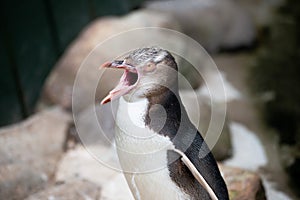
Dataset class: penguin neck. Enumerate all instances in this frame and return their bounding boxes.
[117,83,188,139]
[145,84,186,138]
[146,84,180,105]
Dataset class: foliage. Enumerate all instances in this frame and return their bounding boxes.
[251,0,300,145]
[250,0,300,193]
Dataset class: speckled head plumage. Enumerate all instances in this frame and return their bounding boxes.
[100,47,178,104]
[125,47,177,69]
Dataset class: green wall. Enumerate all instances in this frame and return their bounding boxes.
[0,0,144,126]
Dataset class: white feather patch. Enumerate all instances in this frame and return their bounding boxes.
[131,174,141,200]
[153,51,168,63]
[116,97,191,200]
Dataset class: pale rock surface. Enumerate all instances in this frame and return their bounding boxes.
[146,0,256,52]
[0,107,71,200]
[219,165,266,200]
[25,179,101,200]
[55,145,120,187]
[224,122,268,171]
[55,144,134,199]
[75,102,117,147]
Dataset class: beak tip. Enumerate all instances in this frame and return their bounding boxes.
[100,95,111,105]
[100,100,107,105]
[99,61,112,69]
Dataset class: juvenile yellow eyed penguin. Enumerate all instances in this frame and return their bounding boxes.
[100,47,229,200]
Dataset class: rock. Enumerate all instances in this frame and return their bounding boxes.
[145,0,256,52]
[180,90,232,160]
[0,107,71,200]
[74,103,117,147]
[212,53,253,93]
[41,9,183,113]
[235,0,284,27]
[220,165,266,200]
[25,180,101,200]
[55,145,133,200]
[224,122,268,171]
[55,145,120,187]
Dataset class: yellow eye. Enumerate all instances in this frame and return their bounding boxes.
[144,62,156,72]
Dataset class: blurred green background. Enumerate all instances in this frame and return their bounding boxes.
[0,0,144,126]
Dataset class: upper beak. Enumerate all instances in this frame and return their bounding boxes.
[100,60,137,73]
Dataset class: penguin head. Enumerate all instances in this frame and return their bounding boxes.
[101,47,178,104]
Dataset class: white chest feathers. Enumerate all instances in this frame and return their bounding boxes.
[115,97,190,200]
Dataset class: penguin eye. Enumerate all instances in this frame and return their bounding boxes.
[144,62,156,72]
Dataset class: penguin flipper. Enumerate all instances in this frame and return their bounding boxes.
[172,148,218,200]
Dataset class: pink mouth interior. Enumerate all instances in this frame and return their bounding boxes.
[123,70,139,86]
[101,69,138,104]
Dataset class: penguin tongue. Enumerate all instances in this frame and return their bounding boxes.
[100,61,138,105]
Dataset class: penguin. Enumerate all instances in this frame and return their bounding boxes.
[100,47,229,200]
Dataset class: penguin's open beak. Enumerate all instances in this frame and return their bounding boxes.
[100,60,139,104]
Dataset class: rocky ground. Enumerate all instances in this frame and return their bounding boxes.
[0,111,266,199]
[1,0,295,199]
